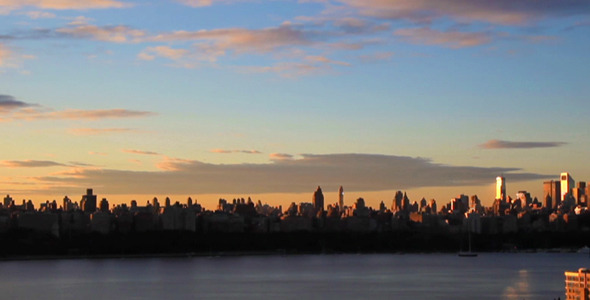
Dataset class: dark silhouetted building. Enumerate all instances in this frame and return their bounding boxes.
[3,195,13,207]
[81,188,97,213]
[338,186,344,210]
[313,186,324,213]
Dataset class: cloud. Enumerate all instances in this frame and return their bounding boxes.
[304,55,350,66]
[137,46,189,61]
[123,149,161,156]
[0,44,34,70]
[1,160,66,168]
[0,94,36,112]
[0,96,155,122]
[175,0,245,7]
[9,108,155,121]
[89,151,107,156]
[56,25,146,43]
[34,153,552,195]
[69,128,136,135]
[210,149,262,154]
[22,11,56,19]
[0,45,9,66]
[479,139,567,149]
[394,27,492,48]
[269,153,295,161]
[336,0,590,25]
[0,0,129,11]
[240,60,338,77]
[359,51,393,63]
[149,25,313,59]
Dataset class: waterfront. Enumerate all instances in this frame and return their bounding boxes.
[1,252,587,299]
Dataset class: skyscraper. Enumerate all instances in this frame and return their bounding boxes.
[543,180,561,209]
[81,188,97,213]
[561,172,575,201]
[338,186,344,210]
[313,186,324,213]
[496,176,506,202]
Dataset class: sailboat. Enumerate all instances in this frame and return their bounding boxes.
[458,226,478,257]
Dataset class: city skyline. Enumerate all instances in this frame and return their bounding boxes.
[1,1,589,209]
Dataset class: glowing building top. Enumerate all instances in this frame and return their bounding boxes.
[561,172,575,201]
[496,176,506,202]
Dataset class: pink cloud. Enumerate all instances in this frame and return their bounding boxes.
[69,128,135,135]
[11,108,155,121]
[210,149,262,154]
[0,0,129,10]
[123,149,161,156]
[269,153,294,161]
[57,25,146,43]
[337,0,590,25]
[394,27,492,48]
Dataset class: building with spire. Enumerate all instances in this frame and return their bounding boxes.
[313,186,324,213]
[338,186,344,210]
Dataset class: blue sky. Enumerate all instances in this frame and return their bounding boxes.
[1,0,589,209]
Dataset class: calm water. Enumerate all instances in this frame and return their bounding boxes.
[0,253,587,299]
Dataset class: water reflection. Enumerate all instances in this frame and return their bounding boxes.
[503,269,531,299]
[0,253,582,299]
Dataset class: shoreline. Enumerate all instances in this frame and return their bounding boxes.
[1,247,587,262]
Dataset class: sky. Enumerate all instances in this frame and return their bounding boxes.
[1,0,589,210]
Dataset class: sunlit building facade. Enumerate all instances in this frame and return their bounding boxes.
[565,268,590,300]
[496,176,506,202]
[544,180,561,209]
[561,172,575,201]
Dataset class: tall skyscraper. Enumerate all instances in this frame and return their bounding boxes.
[338,186,344,210]
[391,191,403,212]
[543,180,561,209]
[496,176,506,202]
[81,188,97,213]
[313,186,324,213]
[561,172,575,201]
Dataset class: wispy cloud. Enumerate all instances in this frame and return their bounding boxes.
[69,128,136,135]
[394,27,492,48]
[175,0,245,7]
[0,94,36,112]
[1,160,66,168]
[21,11,56,19]
[479,139,567,149]
[0,44,34,70]
[359,51,394,63]
[0,95,155,122]
[34,153,552,195]
[0,0,129,11]
[122,149,161,155]
[148,24,313,60]
[56,25,146,43]
[336,0,590,25]
[0,44,9,67]
[269,153,294,161]
[210,149,262,154]
[10,108,155,121]
[89,151,107,156]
